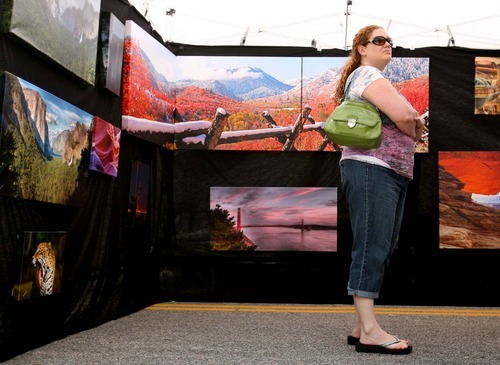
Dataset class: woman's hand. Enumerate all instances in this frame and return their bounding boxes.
[414,116,424,142]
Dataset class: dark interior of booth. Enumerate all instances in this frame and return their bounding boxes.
[1,0,499,361]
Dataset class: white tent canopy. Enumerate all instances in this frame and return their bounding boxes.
[128,0,500,50]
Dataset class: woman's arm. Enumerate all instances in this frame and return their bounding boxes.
[362,78,420,139]
[414,116,424,142]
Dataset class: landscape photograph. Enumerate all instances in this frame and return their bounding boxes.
[2,0,101,85]
[119,21,429,152]
[210,186,338,252]
[0,72,92,205]
[174,55,429,151]
[174,55,334,151]
[474,57,500,114]
[128,159,150,227]
[439,151,500,249]
[121,20,177,147]
[98,11,125,95]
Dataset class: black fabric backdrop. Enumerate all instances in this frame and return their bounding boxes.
[0,0,499,360]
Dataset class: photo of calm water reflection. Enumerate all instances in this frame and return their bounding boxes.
[243,226,336,251]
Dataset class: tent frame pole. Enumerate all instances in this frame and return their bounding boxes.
[344,1,352,50]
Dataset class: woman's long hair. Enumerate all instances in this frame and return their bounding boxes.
[333,25,382,104]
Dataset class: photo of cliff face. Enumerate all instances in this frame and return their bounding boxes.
[439,151,500,249]
[0,72,92,206]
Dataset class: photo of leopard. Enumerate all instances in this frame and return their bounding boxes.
[12,232,65,301]
[32,242,56,296]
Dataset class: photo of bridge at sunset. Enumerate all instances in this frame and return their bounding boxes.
[210,186,338,251]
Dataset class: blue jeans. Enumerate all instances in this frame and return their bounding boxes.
[340,159,409,299]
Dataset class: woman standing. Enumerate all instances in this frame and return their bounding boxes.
[335,25,424,355]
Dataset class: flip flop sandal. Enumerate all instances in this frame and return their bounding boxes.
[355,338,413,355]
[347,335,360,345]
[348,331,396,346]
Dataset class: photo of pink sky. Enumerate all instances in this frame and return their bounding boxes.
[210,187,337,227]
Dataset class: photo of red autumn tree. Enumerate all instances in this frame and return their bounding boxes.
[119,25,429,152]
[121,21,177,147]
[172,56,429,152]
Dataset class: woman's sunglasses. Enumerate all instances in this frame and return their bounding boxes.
[364,36,393,47]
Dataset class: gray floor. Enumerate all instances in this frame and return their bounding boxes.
[2,303,499,365]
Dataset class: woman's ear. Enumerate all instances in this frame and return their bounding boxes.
[357,44,367,56]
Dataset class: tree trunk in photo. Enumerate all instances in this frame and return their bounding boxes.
[206,108,229,149]
[282,106,311,151]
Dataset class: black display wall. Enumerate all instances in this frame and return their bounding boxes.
[0,0,499,361]
[166,44,500,308]
[0,0,174,360]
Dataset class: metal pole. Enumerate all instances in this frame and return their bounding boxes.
[344,1,352,50]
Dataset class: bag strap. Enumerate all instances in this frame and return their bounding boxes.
[341,75,354,102]
[342,73,381,113]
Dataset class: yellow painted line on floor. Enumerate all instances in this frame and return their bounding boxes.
[145,302,500,317]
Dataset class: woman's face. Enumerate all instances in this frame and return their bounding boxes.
[359,28,392,70]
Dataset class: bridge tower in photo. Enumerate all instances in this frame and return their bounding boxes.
[136,183,141,216]
[237,207,242,231]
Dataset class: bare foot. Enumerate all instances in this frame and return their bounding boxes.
[351,314,361,338]
[360,329,410,349]
[351,326,361,338]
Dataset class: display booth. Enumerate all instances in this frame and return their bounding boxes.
[0,0,499,360]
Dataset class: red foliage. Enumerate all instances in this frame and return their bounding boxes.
[122,38,176,122]
[122,39,429,151]
[175,86,241,121]
[396,76,429,115]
